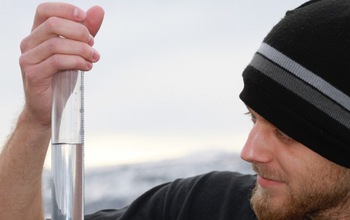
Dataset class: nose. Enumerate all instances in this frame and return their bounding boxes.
[240,121,273,164]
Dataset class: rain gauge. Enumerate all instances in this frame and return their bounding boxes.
[51,70,85,220]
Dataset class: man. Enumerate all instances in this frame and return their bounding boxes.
[0,0,349,219]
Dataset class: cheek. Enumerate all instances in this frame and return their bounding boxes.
[275,148,313,188]
[280,151,341,197]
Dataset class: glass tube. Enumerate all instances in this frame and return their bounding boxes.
[51,70,84,220]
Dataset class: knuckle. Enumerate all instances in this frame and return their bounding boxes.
[74,56,89,70]
[77,27,90,42]
[19,54,27,67]
[73,24,90,42]
[45,17,59,31]
[76,57,92,71]
[36,3,47,17]
[20,37,29,53]
[48,54,61,68]
[46,38,60,53]
[23,66,38,84]
[79,44,92,58]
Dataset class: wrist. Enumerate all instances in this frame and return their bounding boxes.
[18,105,51,132]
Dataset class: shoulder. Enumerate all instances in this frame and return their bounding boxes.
[161,171,257,219]
[85,171,257,220]
[168,171,256,196]
[186,170,256,186]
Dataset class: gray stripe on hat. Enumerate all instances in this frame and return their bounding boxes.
[257,42,350,112]
[249,53,350,129]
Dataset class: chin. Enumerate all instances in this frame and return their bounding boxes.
[250,184,303,220]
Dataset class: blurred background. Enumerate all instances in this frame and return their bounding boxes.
[0,0,305,216]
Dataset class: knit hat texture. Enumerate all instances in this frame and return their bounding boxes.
[239,0,350,168]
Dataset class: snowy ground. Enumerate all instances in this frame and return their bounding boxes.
[43,150,254,217]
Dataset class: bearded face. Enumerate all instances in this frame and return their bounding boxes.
[241,108,350,219]
[250,163,350,220]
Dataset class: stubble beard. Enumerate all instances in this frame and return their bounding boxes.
[251,184,304,220]
[250,164,349,220]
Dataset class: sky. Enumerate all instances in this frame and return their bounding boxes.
[0,0,306,167]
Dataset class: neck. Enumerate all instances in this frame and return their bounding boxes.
[308,193,350,220]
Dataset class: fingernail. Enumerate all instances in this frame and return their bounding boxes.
[88,35,94,46]
[85,62,93,70]
[92,48,100,62]
[74,7,86,20]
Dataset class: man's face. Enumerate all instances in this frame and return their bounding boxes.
[240,108,350,219]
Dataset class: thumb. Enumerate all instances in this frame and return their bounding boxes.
[84,6,105,37]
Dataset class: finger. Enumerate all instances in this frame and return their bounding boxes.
[84,6,105,37]
[23,54,94,83]
[21,17,93,52]
[45,54,94,72]
[20,37,100,66]
[32,2,86,32]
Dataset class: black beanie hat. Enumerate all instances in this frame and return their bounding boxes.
[239,0,350,168]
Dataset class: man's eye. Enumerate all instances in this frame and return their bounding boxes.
[245,111,256,124]
[274,128,294,144]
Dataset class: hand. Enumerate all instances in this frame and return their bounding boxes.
[19,2,104,128]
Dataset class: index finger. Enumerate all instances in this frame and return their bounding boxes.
[32,2,86,32]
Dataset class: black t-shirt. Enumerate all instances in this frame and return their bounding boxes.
[84,171,257,220]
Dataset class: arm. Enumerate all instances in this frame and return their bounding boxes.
[0,3,104,219]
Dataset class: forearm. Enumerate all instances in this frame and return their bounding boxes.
[0,108,50,220]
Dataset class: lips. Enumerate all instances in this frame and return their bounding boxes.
[257,175,285,188]
[252,164,286,188]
